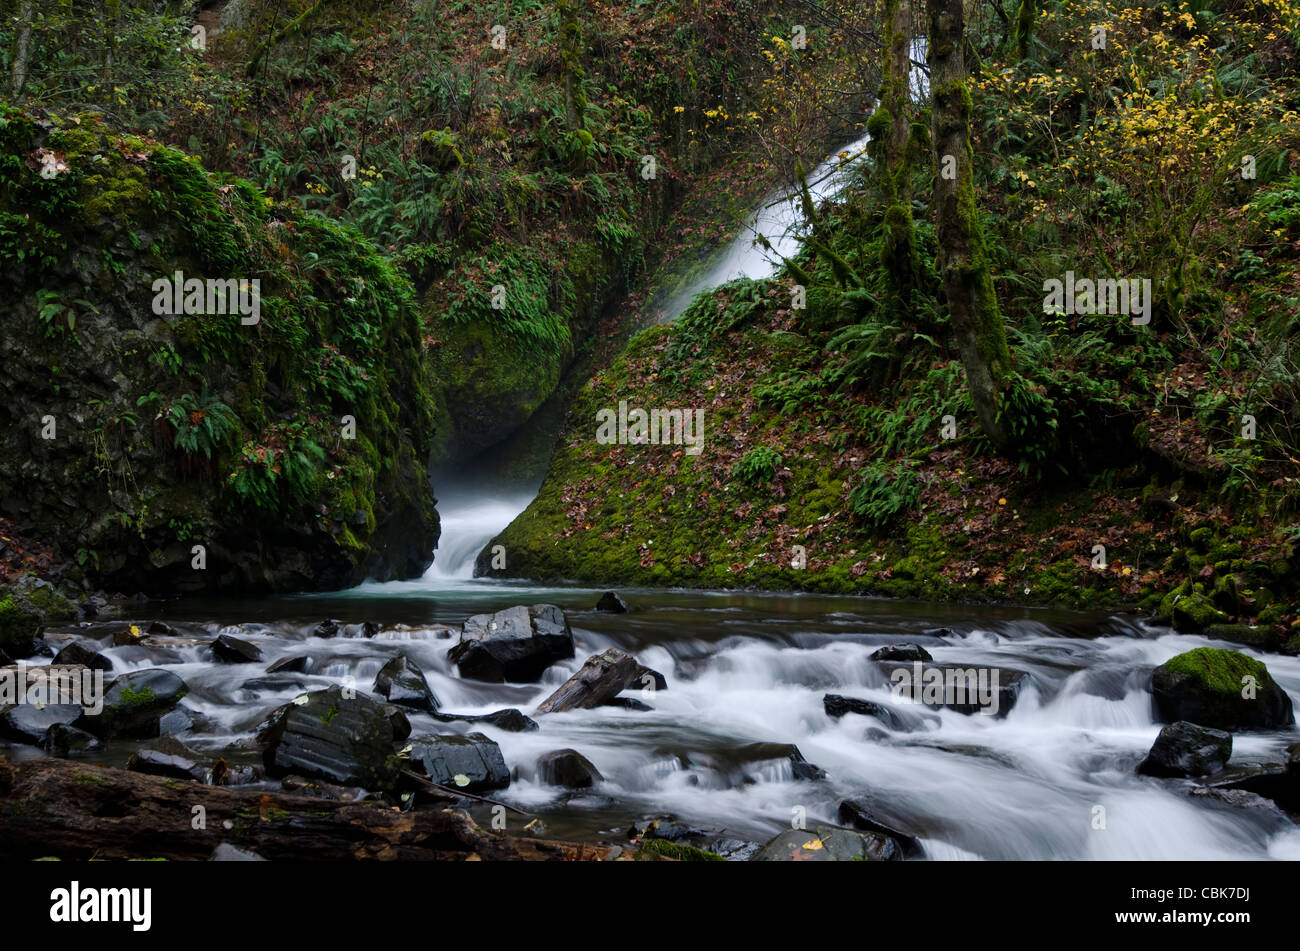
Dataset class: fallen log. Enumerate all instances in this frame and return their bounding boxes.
[536,648,639,714]
[0,757,613,861]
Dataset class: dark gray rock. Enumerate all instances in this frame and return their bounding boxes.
[158,706,196,735]
[127,735,209,782]
[51,641,113,672]
[430,708,539,732]
[823,694,938,732]
[1137,721,1232,778]
[372,653,440,712]
[79,668,187,738]
[838,799,925,858]
[870,643,933,662]
[753,824,902,862]
[260,685,402,791]
[42,722,102,755]
[733,742,826,782]
[239,677,312,693]
[211,633,262,664]
[872,661,1028,716]
[407,732,509,792]
[537,749,603,788]
[634,665,668,692]
[313,619,342,638]
[448,604,575,683]
[266,655,312,674]
[0,703,83,744]
[595,591,629,613]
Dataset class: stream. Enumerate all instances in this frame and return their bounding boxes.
[14,132,1300,860]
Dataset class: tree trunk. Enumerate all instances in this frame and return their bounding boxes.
[1014,0,1037,59]
[928,0,1013,449]
[870,0,920,322]
[10,0,34,99]
[0,758,612,860]
[557,0,587,171]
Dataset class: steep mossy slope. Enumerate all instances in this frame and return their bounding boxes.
[487,0,1300,648]
[0,108,438,594]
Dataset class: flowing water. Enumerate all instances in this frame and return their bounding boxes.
[20,131,1300,861]
[42,589,1300,859]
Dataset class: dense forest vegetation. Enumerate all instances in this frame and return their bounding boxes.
[4,0,1300,879]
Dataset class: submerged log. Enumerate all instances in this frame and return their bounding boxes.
[0,758,612,861]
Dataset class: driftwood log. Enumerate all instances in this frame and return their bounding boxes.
[0,757,615,861]
[536,648,639,714]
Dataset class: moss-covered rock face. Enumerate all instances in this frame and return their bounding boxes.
[1151,648,1294,731]
[0,109,438,594]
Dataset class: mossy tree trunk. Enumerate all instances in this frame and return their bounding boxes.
[927,0,1013,449]
[558,0,588,172]
[1014,0,1037,59]
[869,0,920,323]
[9,0,34,98]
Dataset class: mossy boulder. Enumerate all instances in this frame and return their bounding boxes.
[1156,583,1229,633]
[0,575,77,657]
[0,108,438,595]
[1150,648,1294,731]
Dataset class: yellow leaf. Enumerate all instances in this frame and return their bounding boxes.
[801,838,824,851]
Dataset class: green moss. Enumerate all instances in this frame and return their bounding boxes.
[118,686,158,708]
[1160,647,1270,698]
[635,838,726,861]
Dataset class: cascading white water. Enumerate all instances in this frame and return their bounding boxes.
[121,592,1300,859]
[422,494,538,581]
[417,132,882,582]
[653,133,872,323]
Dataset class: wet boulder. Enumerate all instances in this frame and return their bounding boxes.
[127,735,209,782]
[449,604,575,683]
[753,824,903,862]
[51,641,114,672]
[1137,721,1232,778]
[266,655,312,674]
[42,722,102,755]
[536,647,639,713]
[634,665,668,692]
[1151,647,1293,731]
[823,694,938,732]
[0,702,83,745]
[537,749,603,788]
[431,708,539,732]
[838,800,925,858]
[239,677,312,694]
[870,643,933,662]
[732,742,827,782]
[372,653,440,712]
[79,668,188,738]
[261,685,402,791]
[211,633,263,664]
[406,732,509,793]
[595,591,630,613]
[159,706,197,735]
[313,619,342,638]
[872,661,1028,717]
